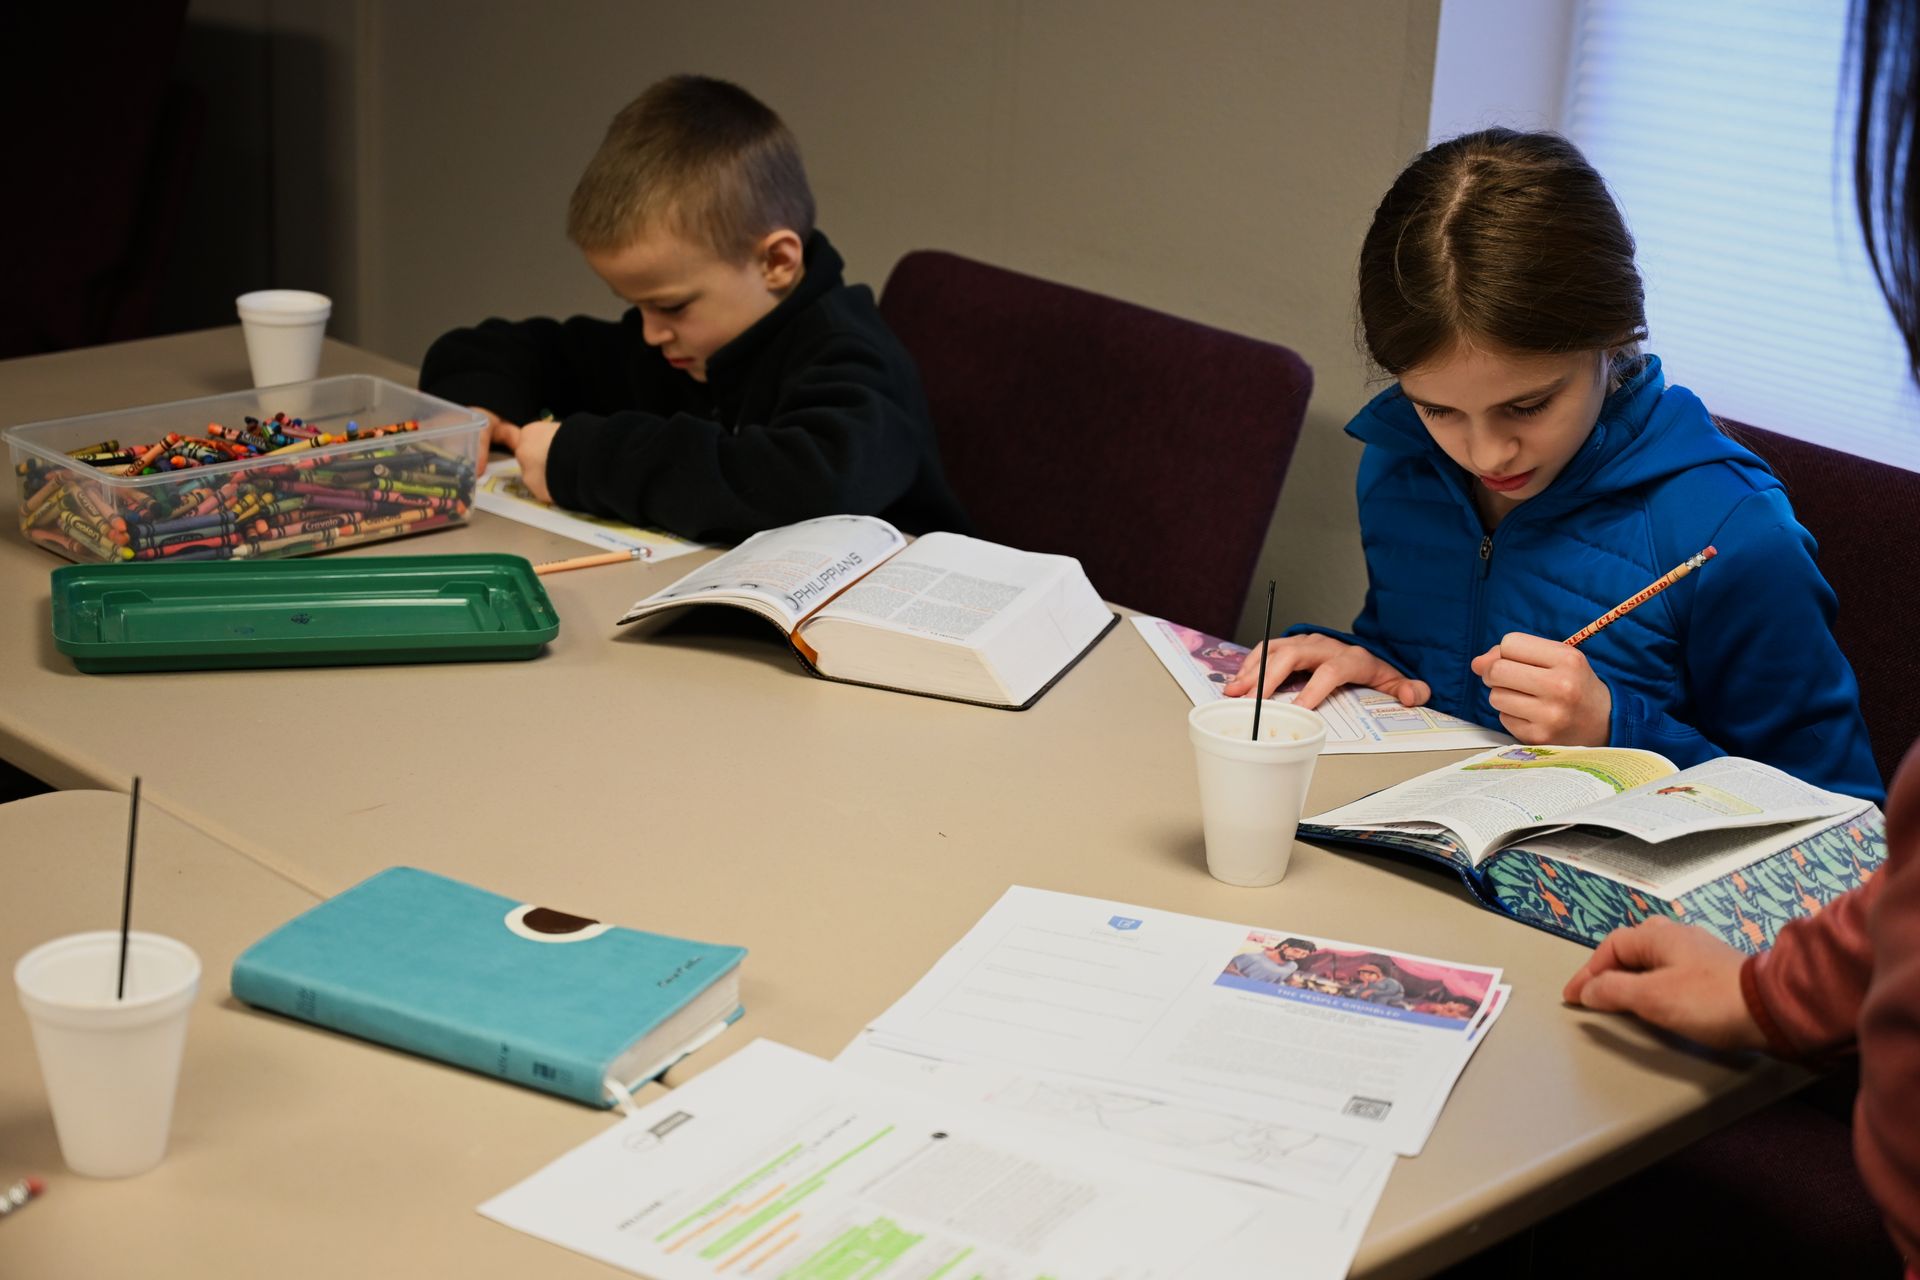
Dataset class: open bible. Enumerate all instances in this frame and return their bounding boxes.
[617,515,1117,709]
[1298,746,1885,951]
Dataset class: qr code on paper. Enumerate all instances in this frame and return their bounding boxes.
[1343,1096,1392,1120]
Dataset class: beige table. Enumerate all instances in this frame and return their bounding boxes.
[0,330,1805,1278]
[0,790,662,1277]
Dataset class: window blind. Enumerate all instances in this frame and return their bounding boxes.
[1563,0,1920,472]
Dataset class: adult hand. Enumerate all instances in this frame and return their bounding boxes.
[1563,917,1767,1052]
[511,418,561,504]
[1223,634,1430,710]
[1471,631,1612,744]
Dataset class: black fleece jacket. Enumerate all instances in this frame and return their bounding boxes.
[418,233,970,541]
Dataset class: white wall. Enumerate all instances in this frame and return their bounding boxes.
[332,1,1440,640]
[1428,0,1571,142]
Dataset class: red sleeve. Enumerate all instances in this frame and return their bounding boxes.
[1858,745,1920,1267]
[1740,871,1881,1059]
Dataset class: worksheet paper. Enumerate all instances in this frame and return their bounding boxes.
[480,1039,1386,1280]
[475,459,707,559]
[835,1035,1397,1206]
[863,887,1506,1156]
[1131,615,1510,753]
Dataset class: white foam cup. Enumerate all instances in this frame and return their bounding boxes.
[1187,700,1327,886]
[235,289,331,387]
[15,931,201,1177]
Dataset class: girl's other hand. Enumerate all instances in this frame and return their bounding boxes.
[1223,634,1431,710]
[1472,631,1612,744]
[1563,917,1767,1052]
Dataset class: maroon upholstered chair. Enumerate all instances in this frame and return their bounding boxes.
[880,251,1312,639]
[1725,421,1920,790]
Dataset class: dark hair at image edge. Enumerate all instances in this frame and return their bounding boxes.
[1356,128,1649,379]
[1852,0,1920,379]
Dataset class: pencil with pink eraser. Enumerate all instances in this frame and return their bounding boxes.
[1563,546,1717,647]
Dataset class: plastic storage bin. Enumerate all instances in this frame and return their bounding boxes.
[6,376,487,564]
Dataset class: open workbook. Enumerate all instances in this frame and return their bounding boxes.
[1298,746,1886,952]
[617,515,1118,709]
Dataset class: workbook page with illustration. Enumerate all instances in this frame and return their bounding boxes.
[1299,747,1885,950]
[1132,615,1510,753]
[1304,747,1869,873]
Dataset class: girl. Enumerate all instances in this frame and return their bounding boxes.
[1567,4,1920,1271]
[1226,128,1883,804]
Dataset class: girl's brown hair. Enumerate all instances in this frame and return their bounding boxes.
[1358,128,1648,378]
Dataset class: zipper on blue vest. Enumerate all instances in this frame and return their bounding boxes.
[1463,531,1492,713]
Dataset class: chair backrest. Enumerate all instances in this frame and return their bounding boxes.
[880,251,1312,639]
[1728,421,1920,787]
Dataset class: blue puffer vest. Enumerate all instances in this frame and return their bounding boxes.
[1297,356,1884,803]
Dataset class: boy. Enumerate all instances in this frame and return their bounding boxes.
[1347,962,1407,1006]
[419,75,969,542]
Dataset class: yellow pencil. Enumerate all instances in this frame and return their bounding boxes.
[1564,546,1716,646]
[533,547,646,576]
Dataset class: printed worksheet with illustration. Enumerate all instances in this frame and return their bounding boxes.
[862,886,1506,1155]
[1131,615,1510,753]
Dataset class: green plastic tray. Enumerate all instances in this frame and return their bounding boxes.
[50,555,560,673]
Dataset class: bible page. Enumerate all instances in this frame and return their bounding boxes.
[618,514,904,630]
[805,532,1065,647]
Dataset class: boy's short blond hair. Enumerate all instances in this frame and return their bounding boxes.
[567,75,815,261]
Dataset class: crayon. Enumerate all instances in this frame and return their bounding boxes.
[0,1176,45,1220]
[122,441,169,476]
[20,411,476,565]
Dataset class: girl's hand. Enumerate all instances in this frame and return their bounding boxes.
[1563,917,1767,1052]
[1471,631,1612,744]
[511,418,561,504]
[1223,634,1431,710]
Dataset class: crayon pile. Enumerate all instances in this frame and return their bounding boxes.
[16,412,477,563]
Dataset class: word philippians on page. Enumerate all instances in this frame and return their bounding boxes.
[863,887,1509,1157]
[1132,615,1511,753]
[481,1039,1386,1280]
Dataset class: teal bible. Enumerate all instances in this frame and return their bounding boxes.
[232,866,745,1106]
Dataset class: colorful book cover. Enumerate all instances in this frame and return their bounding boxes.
[1299,812,1886,951]
[232,866,745,1105]
[1480,813,1886,952]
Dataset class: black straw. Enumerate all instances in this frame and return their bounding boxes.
[1251,580,1275,741]
[117,777,140,1000]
